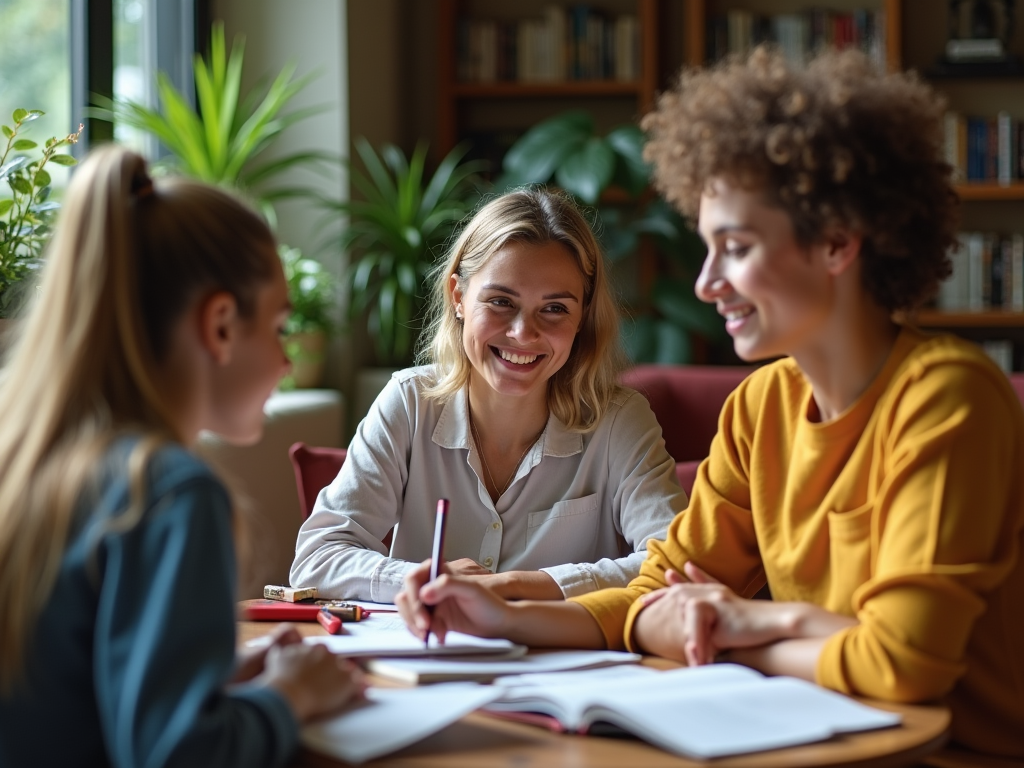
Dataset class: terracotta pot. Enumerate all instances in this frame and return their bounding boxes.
[284,330,327,388]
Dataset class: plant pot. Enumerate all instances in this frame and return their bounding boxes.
[284,330,327,389]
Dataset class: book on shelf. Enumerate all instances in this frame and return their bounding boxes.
[705,7,885,69]
[456,6,638,84]
[945,110,1023,184]
[939,231,1024,313]
[482,663,902,760]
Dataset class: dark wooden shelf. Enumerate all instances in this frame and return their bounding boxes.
[955,183,1024,201]
[909,310,1024,328]
[451,80,645,98]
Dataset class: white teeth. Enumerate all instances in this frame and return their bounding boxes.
[499,349,538,365]
[724,307,754,321]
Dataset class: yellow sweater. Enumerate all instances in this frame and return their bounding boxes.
[572,328,1024,757]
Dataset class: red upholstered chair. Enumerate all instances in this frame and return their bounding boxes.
[288,442,347,520]
[288,442,394,550]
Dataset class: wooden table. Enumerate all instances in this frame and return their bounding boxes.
[238,620,950,768]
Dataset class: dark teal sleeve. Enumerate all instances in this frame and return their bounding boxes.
[92,474,299,768]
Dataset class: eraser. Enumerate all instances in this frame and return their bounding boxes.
[263,585,318,602]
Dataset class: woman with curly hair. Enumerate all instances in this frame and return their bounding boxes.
[395,47,1024,759]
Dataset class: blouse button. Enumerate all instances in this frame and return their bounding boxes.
[483,557,494,568]
[492,522,501,530]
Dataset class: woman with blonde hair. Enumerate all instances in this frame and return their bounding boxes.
[0,145,360,767]
[292,187,683,602]
[396,48,1024,760]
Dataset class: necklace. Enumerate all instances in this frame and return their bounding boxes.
[469,410,545,499]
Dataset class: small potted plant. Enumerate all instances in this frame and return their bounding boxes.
[279,245,336,389]
[0,109,81,334]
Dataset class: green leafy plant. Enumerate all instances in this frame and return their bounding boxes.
[323,138,481,367]
[0,109,81,318]
[495,110,725,364]
[91,22,328,223]
[280,244,335,335]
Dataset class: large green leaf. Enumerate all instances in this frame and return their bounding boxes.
[500,111,592,185]
[555,137,615,205]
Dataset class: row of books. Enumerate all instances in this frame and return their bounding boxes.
[706,8,886,69]
[937,231,1024,313]
[943,111,1024,184]
[457,6,640,84]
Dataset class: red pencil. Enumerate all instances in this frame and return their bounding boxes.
[316,607,343,634]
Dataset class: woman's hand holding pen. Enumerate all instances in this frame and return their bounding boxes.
[396,559,513,643]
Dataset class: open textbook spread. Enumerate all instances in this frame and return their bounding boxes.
[484,664,903,759]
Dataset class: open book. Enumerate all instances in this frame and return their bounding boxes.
[485,664,902,759]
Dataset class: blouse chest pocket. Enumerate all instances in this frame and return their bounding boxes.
[826,502,875,615]
[525,494,600,560]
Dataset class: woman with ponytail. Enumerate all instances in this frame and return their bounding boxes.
[0,145,361,768]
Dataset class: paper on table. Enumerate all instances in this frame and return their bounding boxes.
[366,649,642,683]
[305,621,526,658]
[301,683,501,764]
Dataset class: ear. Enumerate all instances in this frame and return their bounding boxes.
[198,291,240,366]
[822,229,862,277]
[448,272,464,319]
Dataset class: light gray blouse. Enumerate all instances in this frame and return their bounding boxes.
[290,366,685,602]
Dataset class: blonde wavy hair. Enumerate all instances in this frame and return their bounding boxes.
[0,145,277,692]
[417,188,625,432]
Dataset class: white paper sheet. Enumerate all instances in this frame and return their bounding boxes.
[367,649,642,683]
[301,683,501,764]
[305,622,525,658]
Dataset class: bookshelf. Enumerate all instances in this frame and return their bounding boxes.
[434,0,1024,367]
[436,0,661,157]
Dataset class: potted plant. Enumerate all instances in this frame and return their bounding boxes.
[0,109,81,339]
[496,110,726,364]
[325,137,482,368]
[279,245,336,389]
[90,22,329,226]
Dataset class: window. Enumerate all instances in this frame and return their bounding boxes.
[0,0,73,185]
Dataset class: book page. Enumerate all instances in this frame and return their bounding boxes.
[301,683,500,764]
[305,622,525,658]
[583,667,902,759]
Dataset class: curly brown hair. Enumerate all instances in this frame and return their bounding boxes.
[642,46,958,312]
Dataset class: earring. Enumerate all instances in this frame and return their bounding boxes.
[454,306,463,320]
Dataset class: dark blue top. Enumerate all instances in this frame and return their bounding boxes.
[0,439,298,768]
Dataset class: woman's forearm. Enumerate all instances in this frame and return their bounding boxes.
[501,600,607,648]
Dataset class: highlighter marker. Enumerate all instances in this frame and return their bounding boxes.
[316,607,343,634]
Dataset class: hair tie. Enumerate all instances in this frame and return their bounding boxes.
[131,174,155,199]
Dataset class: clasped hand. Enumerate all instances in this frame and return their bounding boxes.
[634,562,784,667]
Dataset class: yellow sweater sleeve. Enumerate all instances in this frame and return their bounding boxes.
[570,373,767,650]
[817,359,1024,702]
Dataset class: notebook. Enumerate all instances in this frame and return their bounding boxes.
[484,663,902,759]
[365,649,641,684]
[303,614,526,658]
